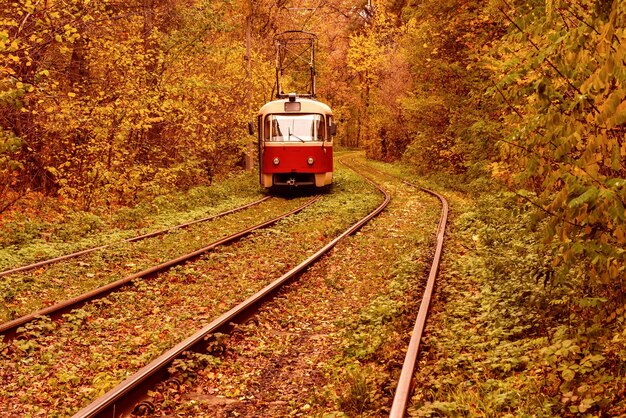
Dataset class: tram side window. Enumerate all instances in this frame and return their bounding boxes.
[327,116,336,139]
[316,117,326,140]
[263,116,270,141]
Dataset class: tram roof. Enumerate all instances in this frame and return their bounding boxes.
[258,97,332,116]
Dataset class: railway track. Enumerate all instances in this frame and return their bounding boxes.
[0,196,319,340]
[141,157,448,418]
[1,158,446,417]
[71,159,391,418]
[356,160,449,418]
[0,196,271,278]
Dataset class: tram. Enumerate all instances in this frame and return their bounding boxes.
[257,93,335,188]
[253,31,336,189]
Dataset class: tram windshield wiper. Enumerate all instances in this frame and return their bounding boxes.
[288,127,306,143]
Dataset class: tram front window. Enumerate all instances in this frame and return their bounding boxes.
[268,114,325,142]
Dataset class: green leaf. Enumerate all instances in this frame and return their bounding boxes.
[562,368,576,382]
[568,188,598,208]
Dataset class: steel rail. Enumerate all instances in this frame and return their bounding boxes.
[360,162,449,418]
[72,159,391,418]
[0,196,315,341]
[0,196,271,278]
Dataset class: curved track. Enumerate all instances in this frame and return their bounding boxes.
[0,196,271,278]
[72,159,391,418]
[357,161,449,418]
[0,196,315,340]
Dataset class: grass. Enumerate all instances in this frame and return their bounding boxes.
[352,160,626,417]
[0,170,263,271]
[406,189,559,416]
[311,160,441,416]
[0,195,312,322]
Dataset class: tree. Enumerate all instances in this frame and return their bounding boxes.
[0,0,275,210]
[489,0,626,288]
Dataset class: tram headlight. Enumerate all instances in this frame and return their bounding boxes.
[307,157,314,165]
[273,157,280,165]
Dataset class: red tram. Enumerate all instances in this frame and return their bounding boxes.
[257,93,336,188]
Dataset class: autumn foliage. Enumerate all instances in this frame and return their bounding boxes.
[3,0,626,414]
[343,0,626,313]
[488,0,626,287]
[1,0,274,211]
[340,1,626,413]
